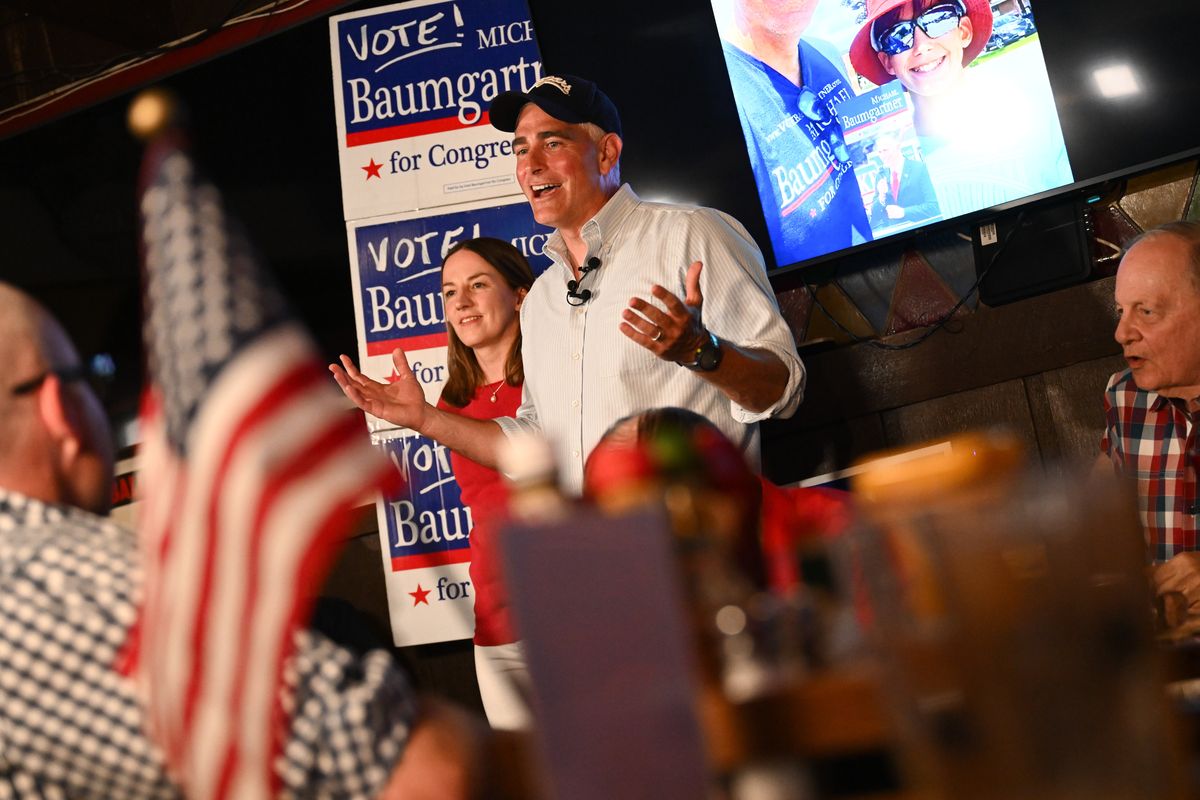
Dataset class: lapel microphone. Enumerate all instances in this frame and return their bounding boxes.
[566,256,602,306]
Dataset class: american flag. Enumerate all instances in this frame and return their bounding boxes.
[132,133,400,799]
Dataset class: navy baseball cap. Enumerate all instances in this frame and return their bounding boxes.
[489,74,622,137]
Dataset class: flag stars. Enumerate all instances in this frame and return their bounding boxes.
[362,159,383,180]
[408,585,430,606]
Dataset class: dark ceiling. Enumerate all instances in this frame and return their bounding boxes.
[0,2,323,132]
[0,1,362,424]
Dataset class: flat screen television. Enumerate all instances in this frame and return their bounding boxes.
[524,0,1200,281]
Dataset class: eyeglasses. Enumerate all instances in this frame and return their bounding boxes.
[797,87,851,165]
[872,2,966,56]
[11,355,116,400]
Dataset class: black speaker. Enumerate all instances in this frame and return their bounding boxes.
[972,197,1093,306]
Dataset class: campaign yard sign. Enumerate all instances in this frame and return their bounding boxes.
[330,0,542,220]
[331,0,549,647]
[375,431,476,645]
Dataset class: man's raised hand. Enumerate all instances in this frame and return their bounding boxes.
[328,348,429,430]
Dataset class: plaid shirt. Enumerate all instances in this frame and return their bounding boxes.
[0,490,415,799]
[1101,369,1200,561]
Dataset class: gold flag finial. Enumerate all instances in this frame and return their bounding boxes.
[128,87,181,141]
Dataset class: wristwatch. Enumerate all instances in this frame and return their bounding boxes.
[680,329,723,372]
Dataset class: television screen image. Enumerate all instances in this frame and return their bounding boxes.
[710,0,1072,271]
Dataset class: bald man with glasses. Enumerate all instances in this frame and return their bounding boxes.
[0,285,115,516]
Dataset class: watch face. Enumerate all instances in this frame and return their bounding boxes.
[681,331,722,371]
[697,335,722,371]
[698,345,721,371]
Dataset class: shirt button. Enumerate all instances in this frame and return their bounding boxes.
[571,400,580,408]
[571,450,580,459]
[572,353,580,360]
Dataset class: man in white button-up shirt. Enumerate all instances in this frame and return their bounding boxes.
[332,74,805,494]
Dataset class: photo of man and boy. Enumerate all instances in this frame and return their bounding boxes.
[712,0,1073,268]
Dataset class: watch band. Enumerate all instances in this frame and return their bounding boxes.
[681,329,722,372]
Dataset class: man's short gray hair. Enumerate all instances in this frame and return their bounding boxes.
[581,122,621,187]
[1132,220,1200,291]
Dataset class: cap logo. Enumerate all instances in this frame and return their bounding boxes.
[532,76,572,96]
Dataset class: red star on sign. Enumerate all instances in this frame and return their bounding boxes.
[385,367,403,384]
[409,584,431,605]
[362,158,383,180]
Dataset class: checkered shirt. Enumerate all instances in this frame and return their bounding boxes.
[0,490,415,799]
[1101,369,1200,561]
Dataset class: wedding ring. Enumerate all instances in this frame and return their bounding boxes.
[652,327,664,342]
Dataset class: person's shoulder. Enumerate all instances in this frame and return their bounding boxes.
[799,36,850,80]
[639,199,757,243]
[524,266,560,301]
[0,492,140,611]
[907,157,933,180]
[632,192,724,220]
[1103,368,1159,414]
[720,39,757,70]
[1105,367,1136,393]
[0,489,134,549]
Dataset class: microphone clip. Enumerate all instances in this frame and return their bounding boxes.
[566,256,602,306]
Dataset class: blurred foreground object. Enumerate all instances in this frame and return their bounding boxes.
[130,104,403,798]
[501,410,902,798]
[502,485,711,796]
[500,430,570,524]
[845,431,1185,799]
[584,409,862,797]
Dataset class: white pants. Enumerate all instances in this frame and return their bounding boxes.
[473,641,532,730]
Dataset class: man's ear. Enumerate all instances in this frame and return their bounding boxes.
[598,132,623,176]
[878,51,896,77]
[515,286,528,309]
[37,375,81,463]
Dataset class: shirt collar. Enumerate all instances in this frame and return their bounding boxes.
[1141,388,1167,411]
[1147,390,1196,418]
[544,184,641,267]
[0,488,64,528]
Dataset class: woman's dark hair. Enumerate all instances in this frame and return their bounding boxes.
[440,237,535,408]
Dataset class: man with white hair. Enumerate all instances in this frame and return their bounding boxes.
[1102,222,1200,615]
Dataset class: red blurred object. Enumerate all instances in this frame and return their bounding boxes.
[760,481,854,593]
[583,407,854,596]
[582,439,658,503]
